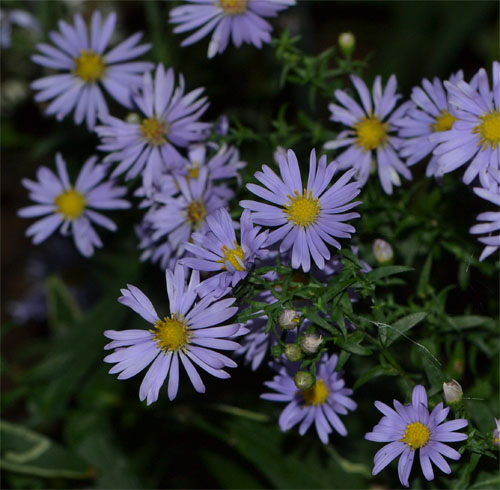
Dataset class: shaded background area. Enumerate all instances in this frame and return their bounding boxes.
[1,1,499,489]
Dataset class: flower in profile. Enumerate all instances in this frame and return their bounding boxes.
[324,74,412,194]
[96,63,210,189]
[18,153,130,257]
[148,166,233,265]
[169,0,296,59]
[31,10,153,129]
[104,265,245,404]
[241,148,361,272]
[365,385,468,487]
[261,353,357,444]
[0,8,40,48]
[469,182,500,261]
[493,418,500,446]
[181,208,268,297]
[431,61,500,188]
[395,72,463,177]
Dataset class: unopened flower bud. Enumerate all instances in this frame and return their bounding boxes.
[294,371,314,390]
[373,239,394,264]
[125,112,140,124]
[300,333,323,354]
[279,309,300,330]
[443,380,463,404]
[270,345,283,358]
[338,32,355,57]
[284,344,302,362]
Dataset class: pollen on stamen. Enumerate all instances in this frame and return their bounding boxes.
[152,314,190,352]
[140,117,168,146]
[73,50,106,82]
[218,240,245,271]
[186,200,207,228]
[54,188,87,220]
[400,421,431,450]
[473,110,500,150]
[355,115,388,151]
[219,0,247,15]
[301,379,329,406]
[431,109,456,132]
[284,189,321,227]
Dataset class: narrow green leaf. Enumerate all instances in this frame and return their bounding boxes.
[384,312,428,347]
[364,265,413,283]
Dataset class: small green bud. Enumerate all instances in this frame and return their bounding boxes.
[294,371,314,390]
[300,333,323,354]
[338,32,355,57]
[373,239,394,264]
[284,344,303,362]
[125,112,140,124]
[279,308,300,330]
[443,380,463,404]
[270,345,283,358]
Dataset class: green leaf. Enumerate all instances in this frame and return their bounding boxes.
[353,365,398,390]
[364,265,413,283]
[334,331,372,356]
[417,253,433,297]
[0,420,94,480]
[383,312,428,347]
[46,276,82,332]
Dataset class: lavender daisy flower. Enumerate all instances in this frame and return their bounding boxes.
[261,353,357,444]
[240,148,361,272]
[181,208,268,297]
[18,153,130,257]
[324,75,412,194]
[470,183,500,261]
[365,385,468,487]
[395,72,463,177]
[31,11,153,129]
[493,418,500,445]
[96,63,210,188]
[104,265,245,404]
[431,61,500,188]
[169,0,296,59]
[135,219,173,270]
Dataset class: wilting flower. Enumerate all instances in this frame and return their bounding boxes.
[0,8,40,48]
[261,353,357,444]
[324,74,412,194]
[19,153,130,257]
[365,385,468,487]
[104,265,245,404]
[431,61,500,188]
[470,183,500,261]
[241,148,361,272]
[169,0,296,59]
[181,208,268,297]
[31,10,153,129]
[96,63,210,188]
[395,72,463,177]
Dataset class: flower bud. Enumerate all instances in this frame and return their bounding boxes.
[125,112,140,125]
[338,32,355,57]
[294,371,314,390]
[443,380,463,404]
[278,308,300,330]
[284,344,302,362]
[373,239,394,264]
[270,345,283,358]
[300,333,323,354]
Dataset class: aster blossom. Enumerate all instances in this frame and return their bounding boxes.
[31,10,153,129]
[365,385,468,487]
[395,71,463,177]
[169,0,296,59]
[104,265,246,404]
[261,353,357,444]
[431,61,500,188]
[324,74,412,194]
[96,63,210,189]
[181,208,268,297]
[240,148,361,272]
[18,153,130,257]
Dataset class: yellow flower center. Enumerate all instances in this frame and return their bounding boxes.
[284,189,321,227]
[219,0,247,15]
[54,188,86,220]
[186,200,207,228]
[140,117,168,146]
[187,162,200,180]
[355,116,388,151]
[400,422,431,450]
[73,50,106,82]
[302,379,329,406]
[218,241,245,271]
[473,110,500,150]
[152,314,190,352]
[431,109,456,132]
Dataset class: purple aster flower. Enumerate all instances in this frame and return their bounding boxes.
[148,166,233,265]
[324,75,412,194]
[240,148,361,272]
[493,418,500,445]
[135,219,173,270]
[470,182,500,261]
[431,61,500,188]
[1,8,40,48]
[261,353,357,444]
[365,384,468,488]
[395,72,463,177]
[169,0,296,59]
[104,265,245,404]
[181,208,269,297]
[18,153,130,257]
[96,63,210,189]
[31,11,153,129]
